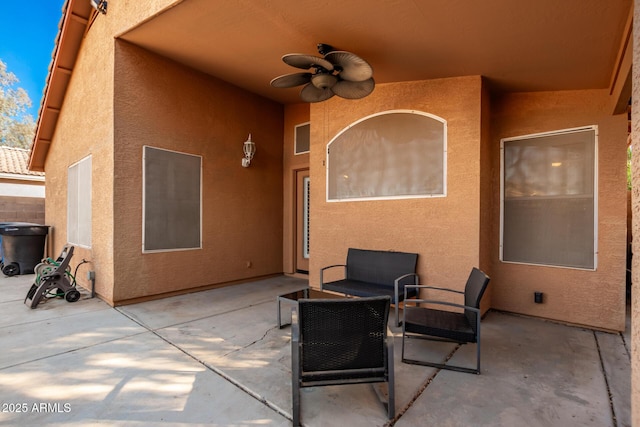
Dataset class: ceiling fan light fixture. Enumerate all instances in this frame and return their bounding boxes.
[311,73,337,89]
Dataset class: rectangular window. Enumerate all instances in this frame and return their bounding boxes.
[143,146,202,253]
[500,127,597,270]
[68,155,92,248]
[295,122,310,154]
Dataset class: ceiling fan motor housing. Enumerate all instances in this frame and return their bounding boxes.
[311,73,337,89]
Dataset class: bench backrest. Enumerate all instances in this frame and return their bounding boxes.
[346,248,418,286]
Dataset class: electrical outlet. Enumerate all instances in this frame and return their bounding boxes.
[534,292,543,304]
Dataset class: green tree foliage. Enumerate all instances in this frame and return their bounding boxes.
[0,59,35,149]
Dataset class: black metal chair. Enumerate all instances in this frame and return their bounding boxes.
[401,267,490,374]
[291,296,394,426]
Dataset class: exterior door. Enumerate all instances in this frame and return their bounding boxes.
[295,170,310,273]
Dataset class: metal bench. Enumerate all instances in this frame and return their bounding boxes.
[320,248,419,326]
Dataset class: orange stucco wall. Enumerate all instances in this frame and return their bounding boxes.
[43,0,629,335]
[44,1,286,305]
[490,89,627,331]
[282,103,310,274]
[43,15,116,302]
[479,83,493,310]
[309,76,489,298]
[112,41,284,303]
[305,78,626,332]
[43,0,179,303]
[630,1,639,420]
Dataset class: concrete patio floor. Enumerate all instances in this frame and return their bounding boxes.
[0,274,631,426]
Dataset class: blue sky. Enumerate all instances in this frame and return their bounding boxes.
[0,0,66,118]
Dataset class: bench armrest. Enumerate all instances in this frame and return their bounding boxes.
[395,273,420,284]
[394,273,420,299]
[320,264,347,290]
[406,299,479,313]
[390,274,419,327]
[403,284,463,300]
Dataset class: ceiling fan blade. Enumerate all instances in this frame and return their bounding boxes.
[283,54,334,71]
[325,51,373,81]
[300,83,335,103]
[270,73,312,88]
[332,78,375,99]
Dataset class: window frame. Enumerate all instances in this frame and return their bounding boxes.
[67,155,92,248]
[326,109,447,202]
[142,146,203,254]
[294,121,310,155]
[499,125,598,270]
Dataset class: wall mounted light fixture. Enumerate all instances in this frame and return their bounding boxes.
[242,134,256,167]
[90,0,108,14]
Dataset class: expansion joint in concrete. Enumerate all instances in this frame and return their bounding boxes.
[594,330,619,427]
[116,305,292,422]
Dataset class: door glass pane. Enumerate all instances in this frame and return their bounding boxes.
[303,176,310,259]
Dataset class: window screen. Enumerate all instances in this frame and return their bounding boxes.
[143,146,202,252]
[327,111,446,201]
[501,127,597,269]
[295,122,310,154]
[67,155,92,247]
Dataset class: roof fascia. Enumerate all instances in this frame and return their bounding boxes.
[28,0,94,172]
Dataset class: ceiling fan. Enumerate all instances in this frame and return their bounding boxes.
[270,43,375,103]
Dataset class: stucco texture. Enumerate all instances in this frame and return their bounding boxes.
[309,77,489,299]
[282,103,310,274]
[491,89,628,331]
[631,0,639,422]
[112,41,284,303]
[43,0,179,303]
[45,0,285,305]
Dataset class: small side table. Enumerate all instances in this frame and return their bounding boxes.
[277,287,309,328]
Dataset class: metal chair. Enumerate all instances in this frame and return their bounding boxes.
[291,296,394,426]
[401,268,490,374]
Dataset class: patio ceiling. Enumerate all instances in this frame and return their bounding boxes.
[119,0,633,105]
[29,0,633,172]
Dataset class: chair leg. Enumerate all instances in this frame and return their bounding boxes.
[395,303,400,327]
[475,340,481,374]
[475,315,481,374]
[402,340,481,374]
[292,362,301,426]
[401,321,407,362]
[292,381,300,426]
[292,316,301,426]
[387,336,395,419]
[401,333,481,374]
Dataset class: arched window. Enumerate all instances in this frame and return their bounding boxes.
[327,110,446,201]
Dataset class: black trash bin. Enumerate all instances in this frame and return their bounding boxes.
[0,222,19,267]
[0,222,35,269]
[0,223,49,276]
